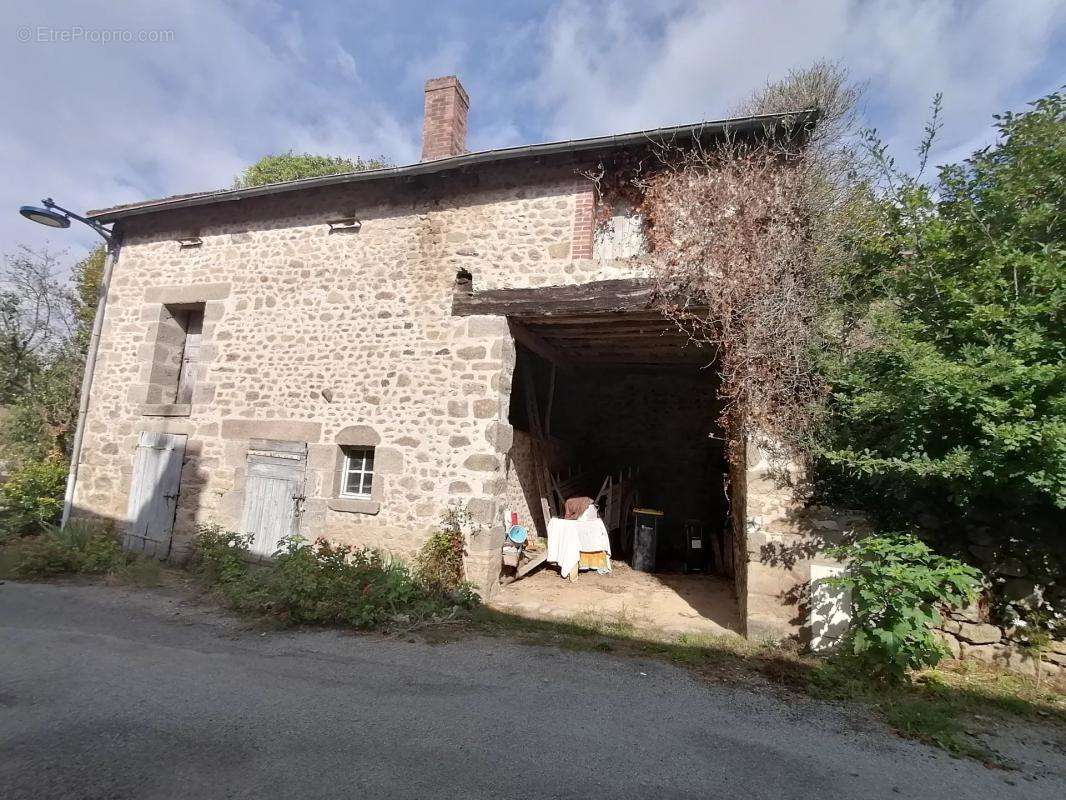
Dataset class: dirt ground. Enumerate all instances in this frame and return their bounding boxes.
[491,559,742,636]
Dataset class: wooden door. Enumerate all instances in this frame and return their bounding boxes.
[240,440,307,559]
[124,432,187,559]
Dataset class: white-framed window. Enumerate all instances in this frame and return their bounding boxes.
[340,446,375,498]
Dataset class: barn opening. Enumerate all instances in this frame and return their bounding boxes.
[456,277,742,634]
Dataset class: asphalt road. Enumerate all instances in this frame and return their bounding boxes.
[1,581,1063,800]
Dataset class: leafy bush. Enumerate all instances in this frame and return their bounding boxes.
[827,534,982,682]
[414,504,479,601]
[234,152,390,188]
[11,520,123,578]
[190,525,479,630]
[11,535,85,577]
[261,536,452,628]
[191,524,253,589]
[0,458,67,539]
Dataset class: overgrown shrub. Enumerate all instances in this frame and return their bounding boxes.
[190,525,478,630]
[11,519,123,578]
[262,536,449,627]
[234,152,390,188]
[191,524,253,588]
[828,534,982,683]
[414,503,479,602]
[0,458,67,539]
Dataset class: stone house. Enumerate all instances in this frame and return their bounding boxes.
[75,75,852,639]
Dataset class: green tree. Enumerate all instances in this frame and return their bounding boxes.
[234,151,390,188]
[818,91,1065,624]
[0,246,104,465]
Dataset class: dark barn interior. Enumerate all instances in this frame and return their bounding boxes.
[493,286,735,579]
[453,276,741,630]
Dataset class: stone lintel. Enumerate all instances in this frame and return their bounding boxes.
[144,282,231,304]
[138,403,192,417]
[221,419,322,443]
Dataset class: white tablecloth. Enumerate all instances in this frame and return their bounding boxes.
[546,508,611,578]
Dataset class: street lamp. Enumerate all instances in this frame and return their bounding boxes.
[20,197,113,243]
[19,196,120,528]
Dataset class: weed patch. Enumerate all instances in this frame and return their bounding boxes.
[0,519,167,585]
[190,525,479,630]
[807,655,1064,762]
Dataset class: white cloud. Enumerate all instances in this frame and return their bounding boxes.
[0,0,415,261]
[333,44,360,81]
[529,0,1064,167]
[1,0,1060,268]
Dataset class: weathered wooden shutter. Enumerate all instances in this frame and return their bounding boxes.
[124,432,187,559]
[175,309,203,404]
[240,440,307,559]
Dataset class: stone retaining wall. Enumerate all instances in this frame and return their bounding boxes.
[936,605,1065,680]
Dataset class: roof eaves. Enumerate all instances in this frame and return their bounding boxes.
[88,108,817,223]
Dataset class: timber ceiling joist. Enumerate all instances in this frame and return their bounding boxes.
[453,276,712,367]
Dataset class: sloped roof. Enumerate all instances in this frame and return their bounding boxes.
[88,109,816,223]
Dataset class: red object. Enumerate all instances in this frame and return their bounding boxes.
[510,512,519,526]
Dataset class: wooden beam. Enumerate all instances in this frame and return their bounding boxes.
[453,278,662,318]
[539,332,689,345]
[560,348,710,364]
[508,319,573,367]
[514,550,548,581]
[539,325,679,339]
[558,339,706,353]
[519,311,672,327]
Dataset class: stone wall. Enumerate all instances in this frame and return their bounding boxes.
[935,605,1065,681]
[501,429,544,537]
[73,161,638,601]
[739,435,871,638]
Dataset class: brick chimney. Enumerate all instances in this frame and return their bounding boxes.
[421,76,469,161]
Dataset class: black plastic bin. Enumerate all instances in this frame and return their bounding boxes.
[683,519,709,573]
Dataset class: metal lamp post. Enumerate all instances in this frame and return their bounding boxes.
[20,198,120,528]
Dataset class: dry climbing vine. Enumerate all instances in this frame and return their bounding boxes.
[645,130,830,463]
[581,128,832,470]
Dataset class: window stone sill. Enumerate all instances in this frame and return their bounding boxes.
[138,403,192,417]
[327,497,381,515]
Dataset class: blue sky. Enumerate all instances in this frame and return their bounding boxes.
[2,0,1063,263]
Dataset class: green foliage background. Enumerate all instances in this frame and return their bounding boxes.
[818,92,1065,630]
[0,247,104,535]
[234,151,391,188]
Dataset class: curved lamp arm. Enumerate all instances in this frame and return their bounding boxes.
[41,198,115,244]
